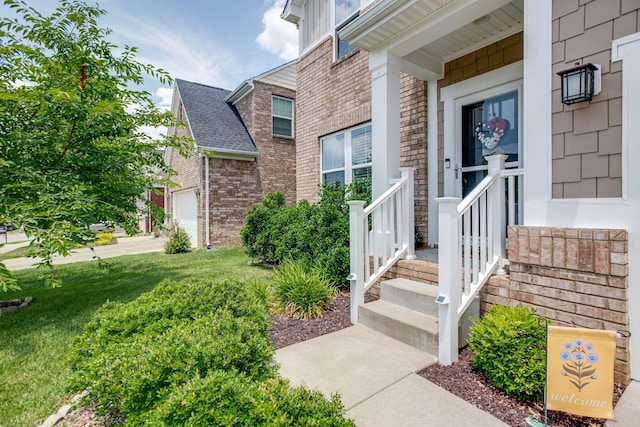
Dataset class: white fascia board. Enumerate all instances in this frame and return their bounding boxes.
[339,0,410,44]
[281,0,304,24]
[225,80,254,104]
[200,146,258,161]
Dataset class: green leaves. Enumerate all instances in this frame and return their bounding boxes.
[271,260,337,319]
[241,180,371,288]
[0,262,20,292]
[0,0,194,289]
[468,304,547,401]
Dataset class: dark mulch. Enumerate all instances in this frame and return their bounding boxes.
[419,346,626,427]
[269,291,377,349]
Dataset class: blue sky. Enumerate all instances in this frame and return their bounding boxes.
[4,1,299,110]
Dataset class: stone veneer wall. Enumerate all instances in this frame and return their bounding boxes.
[481,225,630,383]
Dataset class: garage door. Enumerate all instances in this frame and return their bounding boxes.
[173,189,198,247]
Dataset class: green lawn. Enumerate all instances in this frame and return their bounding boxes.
[0,247,270,427]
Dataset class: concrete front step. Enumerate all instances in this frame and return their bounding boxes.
[380,278,439,317]
[359,299,439,355]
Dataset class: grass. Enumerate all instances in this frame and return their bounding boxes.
[0,247,271,427]
[0,245,33,261]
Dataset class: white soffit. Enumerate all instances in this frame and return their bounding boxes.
[341,0,523,63]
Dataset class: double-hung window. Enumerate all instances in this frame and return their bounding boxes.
[272,96,293,137]
[335,0,360,59]
[321,123,371,185]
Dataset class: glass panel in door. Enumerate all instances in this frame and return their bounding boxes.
[460,90,519,197]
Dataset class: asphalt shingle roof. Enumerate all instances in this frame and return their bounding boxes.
[175,79,256,154]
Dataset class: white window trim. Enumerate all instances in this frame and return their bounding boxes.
[334,0,360,61]
[272,95,294,138]
[320,122,372,186]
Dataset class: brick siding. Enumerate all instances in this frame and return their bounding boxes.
[206,157,262,247]
[480,225,630,384]
[168,81,296,248]
[247,81,297,204]
[296,36,429,243]
[551,0,640,198]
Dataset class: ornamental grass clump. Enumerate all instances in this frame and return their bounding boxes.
[271,260,337,319]
[467,304,547,401]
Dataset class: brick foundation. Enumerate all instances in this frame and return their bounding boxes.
[482,225,630,384]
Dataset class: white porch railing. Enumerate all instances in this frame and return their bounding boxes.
[436,154,524,365]
[347,168,415,323]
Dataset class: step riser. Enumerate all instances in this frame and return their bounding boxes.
[359,306,439,355]
[380,283,438,317]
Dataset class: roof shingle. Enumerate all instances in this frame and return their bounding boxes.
[175,79,256,154]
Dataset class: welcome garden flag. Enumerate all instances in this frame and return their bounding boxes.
[546,326,616,419]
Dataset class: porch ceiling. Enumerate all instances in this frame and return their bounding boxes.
[341,0,523,76]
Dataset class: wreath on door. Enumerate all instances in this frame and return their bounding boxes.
[475,117,508,150]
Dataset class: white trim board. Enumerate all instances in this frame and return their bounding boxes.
[440,61,523,197]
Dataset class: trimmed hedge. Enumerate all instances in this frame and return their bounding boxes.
[467,304,547,401]
[139,371,355,426]
[67,279,274,418]
[67,278,354,425]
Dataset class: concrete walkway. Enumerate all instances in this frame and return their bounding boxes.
[277,325,640,426]
[605,380,640,426]
[2,235,167,271]
[275,325,509,426]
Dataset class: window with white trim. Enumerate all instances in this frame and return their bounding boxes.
[335,0,360,59]
[272,96,293,137]
[321,123,371,185]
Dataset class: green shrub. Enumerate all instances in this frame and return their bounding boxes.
[140,371,355,426]
[241,192,286,261]
[271,260,337,318]
[164,223,191,254]
[241,180,371,287]
[67,278,275,418]
[467,304,546,401]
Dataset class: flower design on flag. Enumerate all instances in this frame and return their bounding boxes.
[560,339,599,392]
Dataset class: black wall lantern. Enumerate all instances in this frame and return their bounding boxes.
[557,63,601,105]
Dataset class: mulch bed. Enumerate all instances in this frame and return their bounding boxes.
[419,346,626,427]
[60,291,626,427]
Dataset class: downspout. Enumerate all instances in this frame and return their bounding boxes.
[427,79,439,247]
[204,155,211,249]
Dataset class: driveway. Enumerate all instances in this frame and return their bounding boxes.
[2,235,168,271]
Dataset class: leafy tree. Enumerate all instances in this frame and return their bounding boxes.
[0,0,192,290]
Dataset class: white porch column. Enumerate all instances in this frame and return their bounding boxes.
[427,79,439,246]
[612,32,640,381]
[369,51,402,199]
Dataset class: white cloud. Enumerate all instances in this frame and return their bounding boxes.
[257,0,299,61]
[154,87,173,111]
[106,13,238,90]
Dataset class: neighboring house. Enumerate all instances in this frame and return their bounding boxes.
[138,186,165,234]
[164,61,296,248]
[283,0,639,385]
